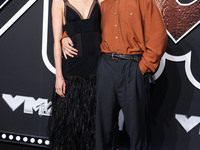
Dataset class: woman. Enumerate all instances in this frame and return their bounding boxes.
[49,0,102,149]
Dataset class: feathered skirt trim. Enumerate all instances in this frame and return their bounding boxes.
[48,75,96,150]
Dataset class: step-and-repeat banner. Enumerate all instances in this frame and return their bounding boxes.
[0,0,199,149]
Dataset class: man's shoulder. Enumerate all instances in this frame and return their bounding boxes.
[101,0,112,3]
[100,0,113,6]
[139,0,155,8]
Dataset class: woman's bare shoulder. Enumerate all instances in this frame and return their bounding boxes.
[52,0,64,6]
[52,0,65,12]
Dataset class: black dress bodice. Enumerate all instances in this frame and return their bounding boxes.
[62,0,101,77]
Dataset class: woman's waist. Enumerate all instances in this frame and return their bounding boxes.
[62,56,99,76]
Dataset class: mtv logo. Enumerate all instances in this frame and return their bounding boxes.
[2,93,52,116]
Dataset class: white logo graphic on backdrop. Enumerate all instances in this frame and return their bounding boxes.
[0,0,37,36]
[42,0,56,74]
[153,0,200,89]
[2,94,51,116]
[175,114,200,134]
[153,51,200,89]
[176,0,198,6]
[0,0,9,9]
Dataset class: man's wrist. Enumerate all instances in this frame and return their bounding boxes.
[139,62,147,74]
[60,31,68,42]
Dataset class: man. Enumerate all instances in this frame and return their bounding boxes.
[62,0,167,149]
[96,0,167,149]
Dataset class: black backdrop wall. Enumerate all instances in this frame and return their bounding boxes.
[0,0,199,150]
[0,0,54,149]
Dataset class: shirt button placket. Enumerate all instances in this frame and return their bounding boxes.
[114,0,120,52]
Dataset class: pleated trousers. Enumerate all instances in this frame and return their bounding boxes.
[96,54,149,150]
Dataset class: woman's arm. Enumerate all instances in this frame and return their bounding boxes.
[52,0,66,98]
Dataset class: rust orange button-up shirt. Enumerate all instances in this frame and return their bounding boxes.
[100,0,168,74]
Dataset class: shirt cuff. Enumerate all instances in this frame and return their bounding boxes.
[60,31,68,42]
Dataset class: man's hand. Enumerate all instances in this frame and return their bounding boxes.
[61,37,78,59]
[138,62,145,75]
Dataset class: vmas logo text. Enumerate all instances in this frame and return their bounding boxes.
[2,94,51,116]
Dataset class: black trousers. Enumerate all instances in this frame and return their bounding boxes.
[96,54,149,150]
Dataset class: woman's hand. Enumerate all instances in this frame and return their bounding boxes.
[55,76,66,98]
[61,37,78,59]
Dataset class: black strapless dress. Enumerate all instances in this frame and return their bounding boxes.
[49,0,101,150]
